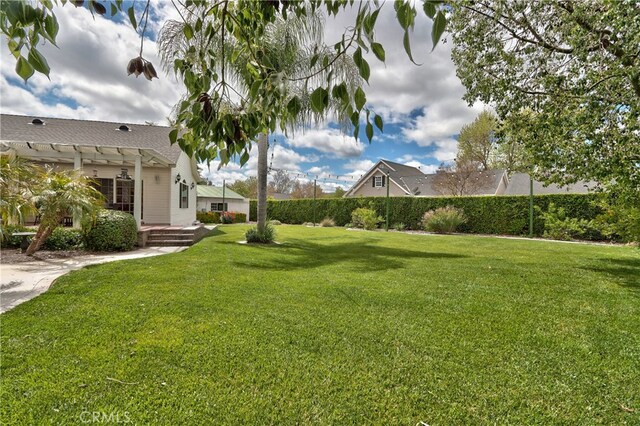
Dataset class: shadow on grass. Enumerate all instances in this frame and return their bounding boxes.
[582,257,640,293]
[229,239,467,272]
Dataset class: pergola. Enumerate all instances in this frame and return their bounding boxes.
[1,141,174,227]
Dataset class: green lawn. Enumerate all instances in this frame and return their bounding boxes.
[1,226,639,424]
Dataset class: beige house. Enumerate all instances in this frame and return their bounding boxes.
[196,185,250,221]
[344,159,508,197]
[0,114,200,227]
[344,159,592,198]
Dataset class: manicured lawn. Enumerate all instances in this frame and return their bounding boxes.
[1,226,639,424]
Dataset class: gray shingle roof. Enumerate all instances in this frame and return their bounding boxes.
[0,114,182,163]
[503,173,593,195]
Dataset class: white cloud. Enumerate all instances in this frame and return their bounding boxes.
[0,4,181,125]
[342,158,376,179]
[285,128,365,158]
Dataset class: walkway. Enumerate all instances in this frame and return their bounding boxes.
[0,246,187,314]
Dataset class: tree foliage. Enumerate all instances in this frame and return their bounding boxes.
[456,110,499,171]
[449,0,639,196]
[228,176,258,199]
[432,161,494,197]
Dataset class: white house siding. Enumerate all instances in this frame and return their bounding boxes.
[36,162,172,224]
[197,197,249,221]
[350,172,409,197]
[169,151,198,226]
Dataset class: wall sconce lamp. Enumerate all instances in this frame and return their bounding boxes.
[174,173,181,184]
[155,175,160,183]
[190,182,195,190]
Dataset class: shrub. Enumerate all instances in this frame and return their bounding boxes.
[595,199,640,244]
[394,222,407,231]
[220,213,234,224]
[245,223,276,243]
[351,207,383,231]
[320,217,335,227]
[540,203,606,241]
[234,213,247,223]
[344,222,354,228]
[196,211,220,224]
[43,227,83,250]
[84,209,137,251]
[0,224,31,248]
[269,220,282,226]
[422,206,466,233]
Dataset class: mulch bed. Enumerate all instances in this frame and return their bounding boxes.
[0,249,88,264]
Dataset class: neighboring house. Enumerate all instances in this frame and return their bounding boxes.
[0,114,200,227]
[344,159,508,197]
[344,159,591,198]
[503,172,594,195]
[196,185,249,221]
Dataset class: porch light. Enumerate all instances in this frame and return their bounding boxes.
[174,173,181,184]
[116,168,131,180]
[190,182,195,190]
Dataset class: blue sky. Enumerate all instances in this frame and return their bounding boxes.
[0,2,484,191]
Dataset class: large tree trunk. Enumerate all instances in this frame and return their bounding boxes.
[25,224,53,256]
[256,132,269,233]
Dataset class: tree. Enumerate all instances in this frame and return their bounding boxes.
[327,187,347,198]
[456,110,499,171]
[1,0,446,164]
[449,1,639,197]
[290,180,324,199]
[158,4,363,237]
[432,161,493,197]
[268,169,294,195]
[25,168,104,255]
[228,177,258,199]
[0,153,38,235]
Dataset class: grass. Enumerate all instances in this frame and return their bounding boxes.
[1,225,639,424]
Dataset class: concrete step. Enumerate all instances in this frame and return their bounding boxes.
[147,233,195,240]
[146,239,194,246]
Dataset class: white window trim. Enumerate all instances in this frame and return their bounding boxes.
[374,176,384,188]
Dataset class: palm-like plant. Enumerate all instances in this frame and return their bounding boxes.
[25,168,104,255]
[0,152,38,239]
[158,5,361,236]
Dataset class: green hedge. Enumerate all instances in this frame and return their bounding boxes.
[197,211,221,224]
[250,194,603,236]
[84,210,137,251]
[43,227,83,250]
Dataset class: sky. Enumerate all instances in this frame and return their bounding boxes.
[0,2,485,191]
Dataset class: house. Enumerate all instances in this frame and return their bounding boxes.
[0,114,200,227]
[344,159,508,197]
[196,185,249,221]
[502,172,593,195]
[344,159,592,198]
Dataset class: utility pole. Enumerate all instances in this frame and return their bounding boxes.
[529,174,534,238]
[313,179,317,227]
[222,179,226,214]
[385,172,390,231]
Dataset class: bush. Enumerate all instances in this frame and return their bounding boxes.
[196,211,220,224]
[0,224,31,248]
[394,222,407,231]
[540,203,606,241]
[595,198,640,244]
[43,227,83,250]
[269,220,282,226]
[220,213,234,224]
[245,223,276,243]
[320,217,335,227]
[351,207,383,230]
[422,206,466,233]
[234,213,247,223]
[84,210,137,251]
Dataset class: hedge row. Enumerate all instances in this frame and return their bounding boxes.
[250,194,603,236]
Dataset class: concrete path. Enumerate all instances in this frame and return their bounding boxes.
[0,246,187,314]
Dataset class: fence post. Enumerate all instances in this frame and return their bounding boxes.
[529,175,534,237]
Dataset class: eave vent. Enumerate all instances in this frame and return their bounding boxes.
[31,118,45,125]
[118,125,130,131]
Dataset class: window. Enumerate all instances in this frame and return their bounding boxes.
[211,202,228,212]
[179,182,189,208]
[93,178,114,205]
[373,175,385,188]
